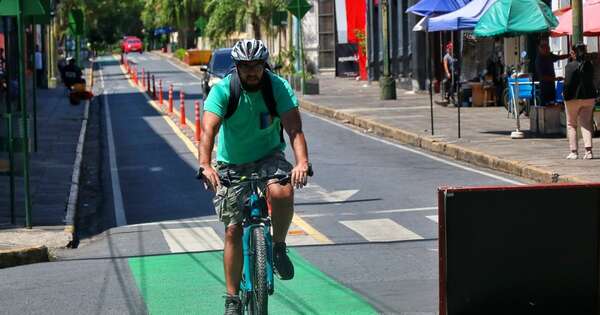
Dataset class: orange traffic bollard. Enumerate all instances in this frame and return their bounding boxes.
[195,101,201,142]
[180,90,186,125]
[142,68,146,89]
[168,84,174,113]
[159,80,164,106]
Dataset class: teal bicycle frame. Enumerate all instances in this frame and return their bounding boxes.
[241,189,275,297]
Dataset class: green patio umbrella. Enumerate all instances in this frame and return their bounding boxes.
[474,0,558,37]
[474,0,557,139]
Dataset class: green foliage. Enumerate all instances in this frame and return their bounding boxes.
[174,48,187,60]
[58,0,145,47]
[204,0,288,46]
[354,29,367,56]
[140,0,206,49]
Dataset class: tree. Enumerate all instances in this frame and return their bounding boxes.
[57,0,144,50]
[141,0,206,49]
[204,0,287,46]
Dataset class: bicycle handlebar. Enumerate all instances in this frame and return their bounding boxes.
[196,163,313,188]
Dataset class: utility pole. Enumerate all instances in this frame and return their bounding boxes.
[572,0,583,44]
[380,0,396,100]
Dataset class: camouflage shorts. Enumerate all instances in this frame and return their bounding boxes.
[213,151,293,227]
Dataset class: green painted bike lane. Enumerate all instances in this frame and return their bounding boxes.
[128,249,379,314]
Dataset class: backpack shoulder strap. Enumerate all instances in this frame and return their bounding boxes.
[260,70,278,118]
[226,70,241,119]
[260,71,285,143]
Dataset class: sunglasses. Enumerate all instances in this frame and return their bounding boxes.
[237,62,265,72]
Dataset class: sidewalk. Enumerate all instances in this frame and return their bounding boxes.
[0,70,92,268]
[300,74,598,183]
[157,50,597,183]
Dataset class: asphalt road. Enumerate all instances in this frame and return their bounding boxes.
[0,54,525,315]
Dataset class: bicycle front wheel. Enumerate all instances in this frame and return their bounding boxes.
[249,226,268,315]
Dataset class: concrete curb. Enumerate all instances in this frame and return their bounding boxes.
[148,50,585,184]
[0,246,49,269]
[63,61,94,237]
[299,98,586,184]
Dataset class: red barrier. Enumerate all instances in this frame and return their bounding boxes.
[159,80,164,106]
[168,85,174,113]
[142,68,145,89]
[180,90,186,126]
[195,101,201,142]
[134,66,138,85]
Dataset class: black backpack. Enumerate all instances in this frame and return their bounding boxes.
[225,68,284,143]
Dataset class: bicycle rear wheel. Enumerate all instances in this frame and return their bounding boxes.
[248,226,268,315]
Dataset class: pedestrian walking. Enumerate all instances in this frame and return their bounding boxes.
[563,43,598,160]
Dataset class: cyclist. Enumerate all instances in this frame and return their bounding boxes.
[199,39,310,315]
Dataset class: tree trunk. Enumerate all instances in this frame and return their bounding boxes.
[251,14,262,40]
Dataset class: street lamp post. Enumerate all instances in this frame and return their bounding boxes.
[572,0,583,45]
[380,0,396,100]
[17,0,32,228]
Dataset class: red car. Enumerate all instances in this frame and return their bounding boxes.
[122,36,143,54]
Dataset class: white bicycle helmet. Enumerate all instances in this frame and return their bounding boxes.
[231,39,269,63]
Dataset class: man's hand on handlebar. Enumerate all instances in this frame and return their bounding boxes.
[198,164,220,192]
[291,161,310,189]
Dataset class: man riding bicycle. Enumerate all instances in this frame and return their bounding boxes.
[199,39,310,315]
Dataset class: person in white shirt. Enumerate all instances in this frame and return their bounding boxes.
[35,45,43,87]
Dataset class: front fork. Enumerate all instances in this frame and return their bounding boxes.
[240,220,275,300]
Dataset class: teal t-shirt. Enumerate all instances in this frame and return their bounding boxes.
[203,72,299,164]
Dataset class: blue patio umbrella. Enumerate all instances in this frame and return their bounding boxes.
[407,0,471,137]
[407,0,470,17]
[428,0,497,31]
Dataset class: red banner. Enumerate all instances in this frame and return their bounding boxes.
[345,0,367,80]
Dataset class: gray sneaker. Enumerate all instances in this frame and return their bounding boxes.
[224,295,242,315]
[273,242,294,280]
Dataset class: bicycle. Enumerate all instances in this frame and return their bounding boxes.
[197,164,313,315]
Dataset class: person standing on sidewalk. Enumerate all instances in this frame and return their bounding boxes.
[443,42,458,104]
[563,43,598,160]
[535,40,568,106]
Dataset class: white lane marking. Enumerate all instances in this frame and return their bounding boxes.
[100,69,128,226]
[295,183,359,203]
[340,218,423,242]
[162,227,224,253]
[299,206,437,218]
[374,207,437,214]
[426,215,438,223]
[303,111,524,185]
[126,218,219,228]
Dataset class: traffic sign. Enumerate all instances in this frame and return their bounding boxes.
[287,0,312,19]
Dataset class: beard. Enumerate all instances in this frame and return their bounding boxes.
[241,77,262,92]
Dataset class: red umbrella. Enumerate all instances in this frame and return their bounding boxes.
[551,0,600,37]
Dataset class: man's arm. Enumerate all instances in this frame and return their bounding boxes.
[280,108,309,189]
[199,111,222,191]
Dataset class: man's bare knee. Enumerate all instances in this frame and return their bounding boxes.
[269,184,293,205]
[225,224,243,240]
